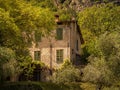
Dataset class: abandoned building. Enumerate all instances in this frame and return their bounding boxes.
[29,15,84,69]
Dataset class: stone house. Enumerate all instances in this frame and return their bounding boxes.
[29,15,84,69]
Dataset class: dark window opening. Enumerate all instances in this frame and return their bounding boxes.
[76,40,79,51]
[56,28,63,40]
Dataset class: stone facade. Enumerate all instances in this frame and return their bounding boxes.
[29,19,83,69]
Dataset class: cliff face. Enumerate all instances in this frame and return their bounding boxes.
[53,0,119,12]
[53,0,84,11]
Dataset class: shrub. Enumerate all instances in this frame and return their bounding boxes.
[19,61,45,81]
[0,47,17,83]
[50,60,81,84]
[0,82,42,90]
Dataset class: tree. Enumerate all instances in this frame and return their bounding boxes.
[25,0,57,11]
[83,32,120,90]
[0,8,19,47]
[0,0,55,45]
[77,3,120,89]
[78,2,120,60]
[50,60,81,84]
[0,47,17,83]
[0,0,55,54]
[78,3,120,36]
[0,0,55,81]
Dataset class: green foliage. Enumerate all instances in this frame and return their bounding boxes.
[80,82,96,90]
[56,2,76,21]
[78,3,120,89]
[61,59,72,69]
[26,0,57,11]
[18,55,46,80]
[56,9,74,21]
[0,82,42,90]
[78,3,120,64]
[0,0,55,46]
[83,57,113,85]
[78,3,120,36]
[91,0,112,3]
[0,81,81,90]
[23,61,45,80]
[0,8,19,47]
[0,0,55,81]
[0,47,17,83]
[50,60,81,84]
[83,32,120,87]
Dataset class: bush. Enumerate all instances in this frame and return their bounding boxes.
[50,60,81,84]
[0,82,42,90]
[19,61,45,81]
[0,47,17,83]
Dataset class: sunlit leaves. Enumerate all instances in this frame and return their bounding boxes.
[78,3,120,36]
[50,60,80,84]
[83,32,120,86]
[0,47,17,82]
[0,0,55,47]
[0,8,19,46]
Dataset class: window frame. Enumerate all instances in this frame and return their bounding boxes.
[56,49,64,63]
[34,51,41,61]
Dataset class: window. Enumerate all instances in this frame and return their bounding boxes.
[56,28,63,40]
[34,51,41,61]
[56,49,63,63]
[76,40,79,51]
[35,31,41,42]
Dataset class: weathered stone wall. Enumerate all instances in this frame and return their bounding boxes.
[38,24,71,48]
[29,21,81,68]
[29,24,71,69]
[70,22,81,63]
[42,47,70,68]
[29,47,70,69]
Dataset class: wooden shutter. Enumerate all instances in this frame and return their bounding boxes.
[56,28,63,40]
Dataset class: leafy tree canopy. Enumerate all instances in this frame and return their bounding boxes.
[78,3,120,54]
[50,60,81,84]
[78,3,120,36]
[0,0,55,81]
[83,32,120,88]
[78,2,120,89]
[0,0,55,47]
[0,47,17,83]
